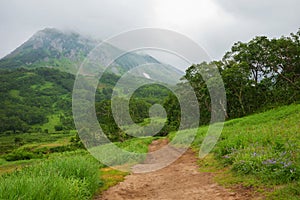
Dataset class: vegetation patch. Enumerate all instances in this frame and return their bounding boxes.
[0,152,101,200]
[169,104,300,199]
[97,168,128,193]
[90,137,154,167]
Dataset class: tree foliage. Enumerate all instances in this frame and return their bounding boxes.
[165,29,300,125]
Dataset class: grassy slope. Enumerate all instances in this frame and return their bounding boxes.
[35,114,61,133]
[2,104,299,198]
[0,135,154,199]
[169,104,300,199]
[0,132,74,154]
[89,137,154,168]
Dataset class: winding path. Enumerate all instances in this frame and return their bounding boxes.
[97,139,254,200]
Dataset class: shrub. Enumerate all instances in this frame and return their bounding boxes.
[3,149,40,161]
[54,125,63,131]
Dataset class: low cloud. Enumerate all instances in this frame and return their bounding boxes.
[0,0,299,61]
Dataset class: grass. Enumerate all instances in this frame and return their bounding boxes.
[0,135,156,199]
[37,114,61,133]
[121,117,167,137]
[89,137,154,168]
[97,167,128,193]
[168,104,300,198]
[0,151,101,200]
[2,104,299,198]
[0,131,75,155]
[214,104,300,184]
[0,159,38,175]
[0,135,65,175]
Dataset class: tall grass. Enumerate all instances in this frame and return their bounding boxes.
[0,151,101,200]
[0,136,155,199]
[214,104,300,184]
[90,137,154,167]
[169,104,300,186]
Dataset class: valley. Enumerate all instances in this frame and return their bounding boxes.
[0,27,299,199]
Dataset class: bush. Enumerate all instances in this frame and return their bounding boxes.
[54,125,64,131]
[49,145,77,153]
[3,144,82,162]
[3,149,40,161]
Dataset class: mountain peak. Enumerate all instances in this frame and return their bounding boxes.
[0,28,96,71]
[32,28,84,42]
[0,28,182,84]
[36,27,62,34]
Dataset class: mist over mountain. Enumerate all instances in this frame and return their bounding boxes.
[0,28,183,84]
[0,28,94,72]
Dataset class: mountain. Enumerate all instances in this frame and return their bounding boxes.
[0,28,183,84]
[0,28,183,135]
[0,28,94,73]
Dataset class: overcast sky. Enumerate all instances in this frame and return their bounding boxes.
[0,0,299,61]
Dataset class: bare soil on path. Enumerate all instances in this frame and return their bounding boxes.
[97,139,256,200]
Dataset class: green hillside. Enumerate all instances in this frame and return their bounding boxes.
[169,104,300,199]
[0,68,75,134]
[0,66,175,148]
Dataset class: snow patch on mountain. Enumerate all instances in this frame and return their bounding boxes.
[143,72,151,79]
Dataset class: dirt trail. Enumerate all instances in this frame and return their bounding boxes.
[97,139,253,200]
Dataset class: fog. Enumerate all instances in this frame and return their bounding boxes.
[1,0,299,61]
